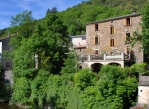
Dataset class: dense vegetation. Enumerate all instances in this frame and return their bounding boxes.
[0,0,149,109]
[128,1,149,54]
[0,63,11,102]
[10,62,149,109]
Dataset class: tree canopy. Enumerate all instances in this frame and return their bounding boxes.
[10,10,34,27]
[129,1,149,53]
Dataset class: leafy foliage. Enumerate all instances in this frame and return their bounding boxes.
[97,65,138,109]
[11,77,30,105]
[30,70,49,107]
[129,1,149,53]
[61,51,79,74]
[32,13,69,73]
[10,10,34,27]
[74,68,98,90]
[0,64,11,103]
[0,64,4,89]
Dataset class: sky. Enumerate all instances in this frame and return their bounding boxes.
[0,0,87,29]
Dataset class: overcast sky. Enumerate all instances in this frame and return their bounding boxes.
[0,0,87,29]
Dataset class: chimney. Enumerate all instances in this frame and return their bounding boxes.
[132,9,136,14]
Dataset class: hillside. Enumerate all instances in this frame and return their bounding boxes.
[59,0,147,35]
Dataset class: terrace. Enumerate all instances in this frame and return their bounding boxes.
[81,53,135,62]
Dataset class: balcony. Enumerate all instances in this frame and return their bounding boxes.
[80,53,135,62]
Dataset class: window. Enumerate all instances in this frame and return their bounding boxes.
[6,62,12,67]
[126,33,131,41]
[126,47,130,55]
[95,37,98,44]
[95,24,98,31]
[94,36,100,44]
[110,27,114,34]
[125,18,131,26]
[95,50,98,55]
[79,66,82,69]
[110,39,114,47]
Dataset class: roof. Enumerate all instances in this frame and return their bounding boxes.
[70,35,86,38]
[74,44,86,49]
[0,36,11,41]
[86,13,140,25]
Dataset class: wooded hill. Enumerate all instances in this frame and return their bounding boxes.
[0,0,147,37]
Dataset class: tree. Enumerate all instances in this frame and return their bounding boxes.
[74,68,98,90]
[10,10,34,27]
[61,51,79,74]
[9,20,37,49]
[32,13,69,73]
[46,7,58,16]
[129,1,149,53]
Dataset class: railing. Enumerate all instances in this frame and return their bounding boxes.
[80,53,135,62]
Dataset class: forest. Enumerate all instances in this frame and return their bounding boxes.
[0,0,149,109]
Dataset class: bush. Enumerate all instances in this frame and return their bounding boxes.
[74,68,98,90]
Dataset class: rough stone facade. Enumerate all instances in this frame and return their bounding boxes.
[86,13,144,64]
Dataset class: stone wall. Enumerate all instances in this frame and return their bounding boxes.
[86,14,144,63]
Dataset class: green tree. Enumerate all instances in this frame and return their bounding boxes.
[129,1,149,53]
[61,51,79,74]
[9,10,36,49]
[10,10,34,27]
[74,68,98,90]
[11,77,30,105]
[97,65,138,109]
[46,7,58,15]
[32,13,69,73]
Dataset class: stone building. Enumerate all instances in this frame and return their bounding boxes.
[79,13,149,72]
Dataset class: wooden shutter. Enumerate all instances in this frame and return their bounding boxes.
[114,39,116,47]
[130,17,132,26]
[124,18,126,26]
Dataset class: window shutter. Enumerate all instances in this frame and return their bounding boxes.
[124,18,126,26]
[125,33,126,41]
[130,17,132,26]
[114,39,116,47]
[114,27,115,34]
[94,37,95,44]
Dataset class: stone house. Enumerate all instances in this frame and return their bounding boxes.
[77,13,149,72]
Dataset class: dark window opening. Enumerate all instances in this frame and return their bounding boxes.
[79,66,82,69]
[95,24,98,31]
[95,50,98,55]
[126,33,131,41]
[110,27,114,34]
[95,37,98,44]
[126,18,131,26]
[110,39,114,47]
[6,62,12,67]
